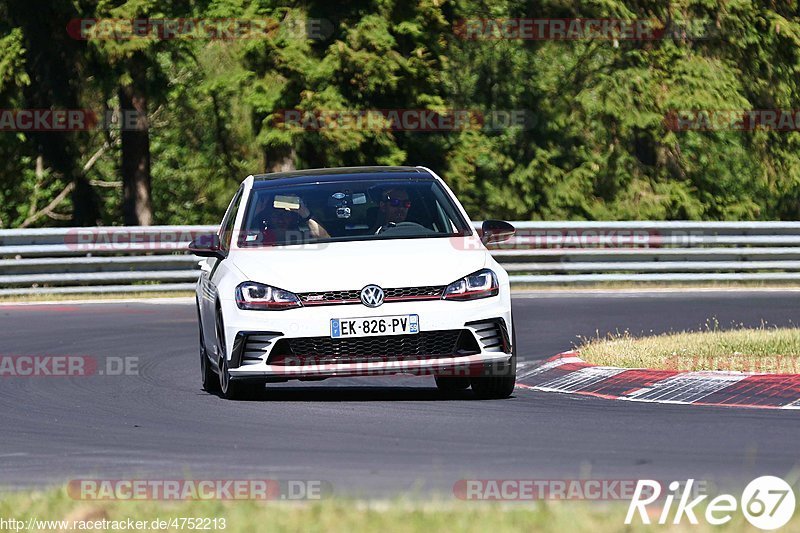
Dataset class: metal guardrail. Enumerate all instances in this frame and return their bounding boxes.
[2,222,800,295]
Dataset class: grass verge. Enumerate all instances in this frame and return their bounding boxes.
[578,325,800,373]
[0,489,793,532]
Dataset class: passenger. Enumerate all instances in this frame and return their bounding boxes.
[254,195,330,243]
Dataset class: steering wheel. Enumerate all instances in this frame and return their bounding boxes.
[378,222,435,236]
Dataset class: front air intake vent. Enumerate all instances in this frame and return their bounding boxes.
[231,331,283,368]
[466,319,510,353]
[242,334,282,364]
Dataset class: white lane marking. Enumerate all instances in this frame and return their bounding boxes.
[782,399,800,410]
[624,372,747,403]
[515,361,539,373]
[515,358,800,409]
[516,356,582,380]
[534,366,627,393]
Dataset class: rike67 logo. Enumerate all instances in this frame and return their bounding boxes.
[626,476,796,530]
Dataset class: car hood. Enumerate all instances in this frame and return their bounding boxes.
[228,236,489,292]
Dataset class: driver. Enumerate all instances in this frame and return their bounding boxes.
[374,187,411,233]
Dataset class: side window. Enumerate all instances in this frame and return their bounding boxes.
[219,187,244,252]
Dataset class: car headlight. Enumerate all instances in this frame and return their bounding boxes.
[442,269,499,301]
[235,282,302,310]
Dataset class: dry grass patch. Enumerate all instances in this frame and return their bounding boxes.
[578,325,800,373]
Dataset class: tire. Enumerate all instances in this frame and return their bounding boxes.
[219,355,265,400]
[215,305,264,400]
[198,301,220,393]
[470,328,517,400]
[434,376,471,392]
[201,346,221,393]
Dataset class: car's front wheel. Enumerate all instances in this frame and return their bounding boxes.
[434,376,471,392]
[218,354,264,400]
[470,328,517,400]
[215,305,264,400]
[201,346,220,393]
[198,301,220,393]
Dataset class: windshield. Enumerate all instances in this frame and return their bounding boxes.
[238,180,472,247]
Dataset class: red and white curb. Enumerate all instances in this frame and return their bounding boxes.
[516,352,800,410]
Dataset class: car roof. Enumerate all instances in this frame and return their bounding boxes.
[250,166,434,188]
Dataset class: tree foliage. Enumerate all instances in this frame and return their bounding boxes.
[0,0,798,227]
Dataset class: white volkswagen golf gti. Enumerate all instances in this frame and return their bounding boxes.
[191,166,517,399]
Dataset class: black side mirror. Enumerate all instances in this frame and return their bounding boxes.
[188,234,224,259]
[481,220,516,244]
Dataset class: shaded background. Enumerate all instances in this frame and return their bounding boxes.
[1,0,799,228]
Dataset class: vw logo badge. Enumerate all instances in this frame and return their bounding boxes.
[360,285,385,308]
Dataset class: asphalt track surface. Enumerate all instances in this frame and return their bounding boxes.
[1,291,798,497]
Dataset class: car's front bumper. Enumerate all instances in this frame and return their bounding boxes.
[219,295,514,380]
[228,352,513,380]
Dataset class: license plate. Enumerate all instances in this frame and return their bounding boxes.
[331,314,419,338]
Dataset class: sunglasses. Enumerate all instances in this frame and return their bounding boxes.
[386,198,411,208]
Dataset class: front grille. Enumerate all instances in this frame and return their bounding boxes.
[299,289,361,304]
[298,285,445,306]
[383,286,445,299]
[268,329,478,364]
